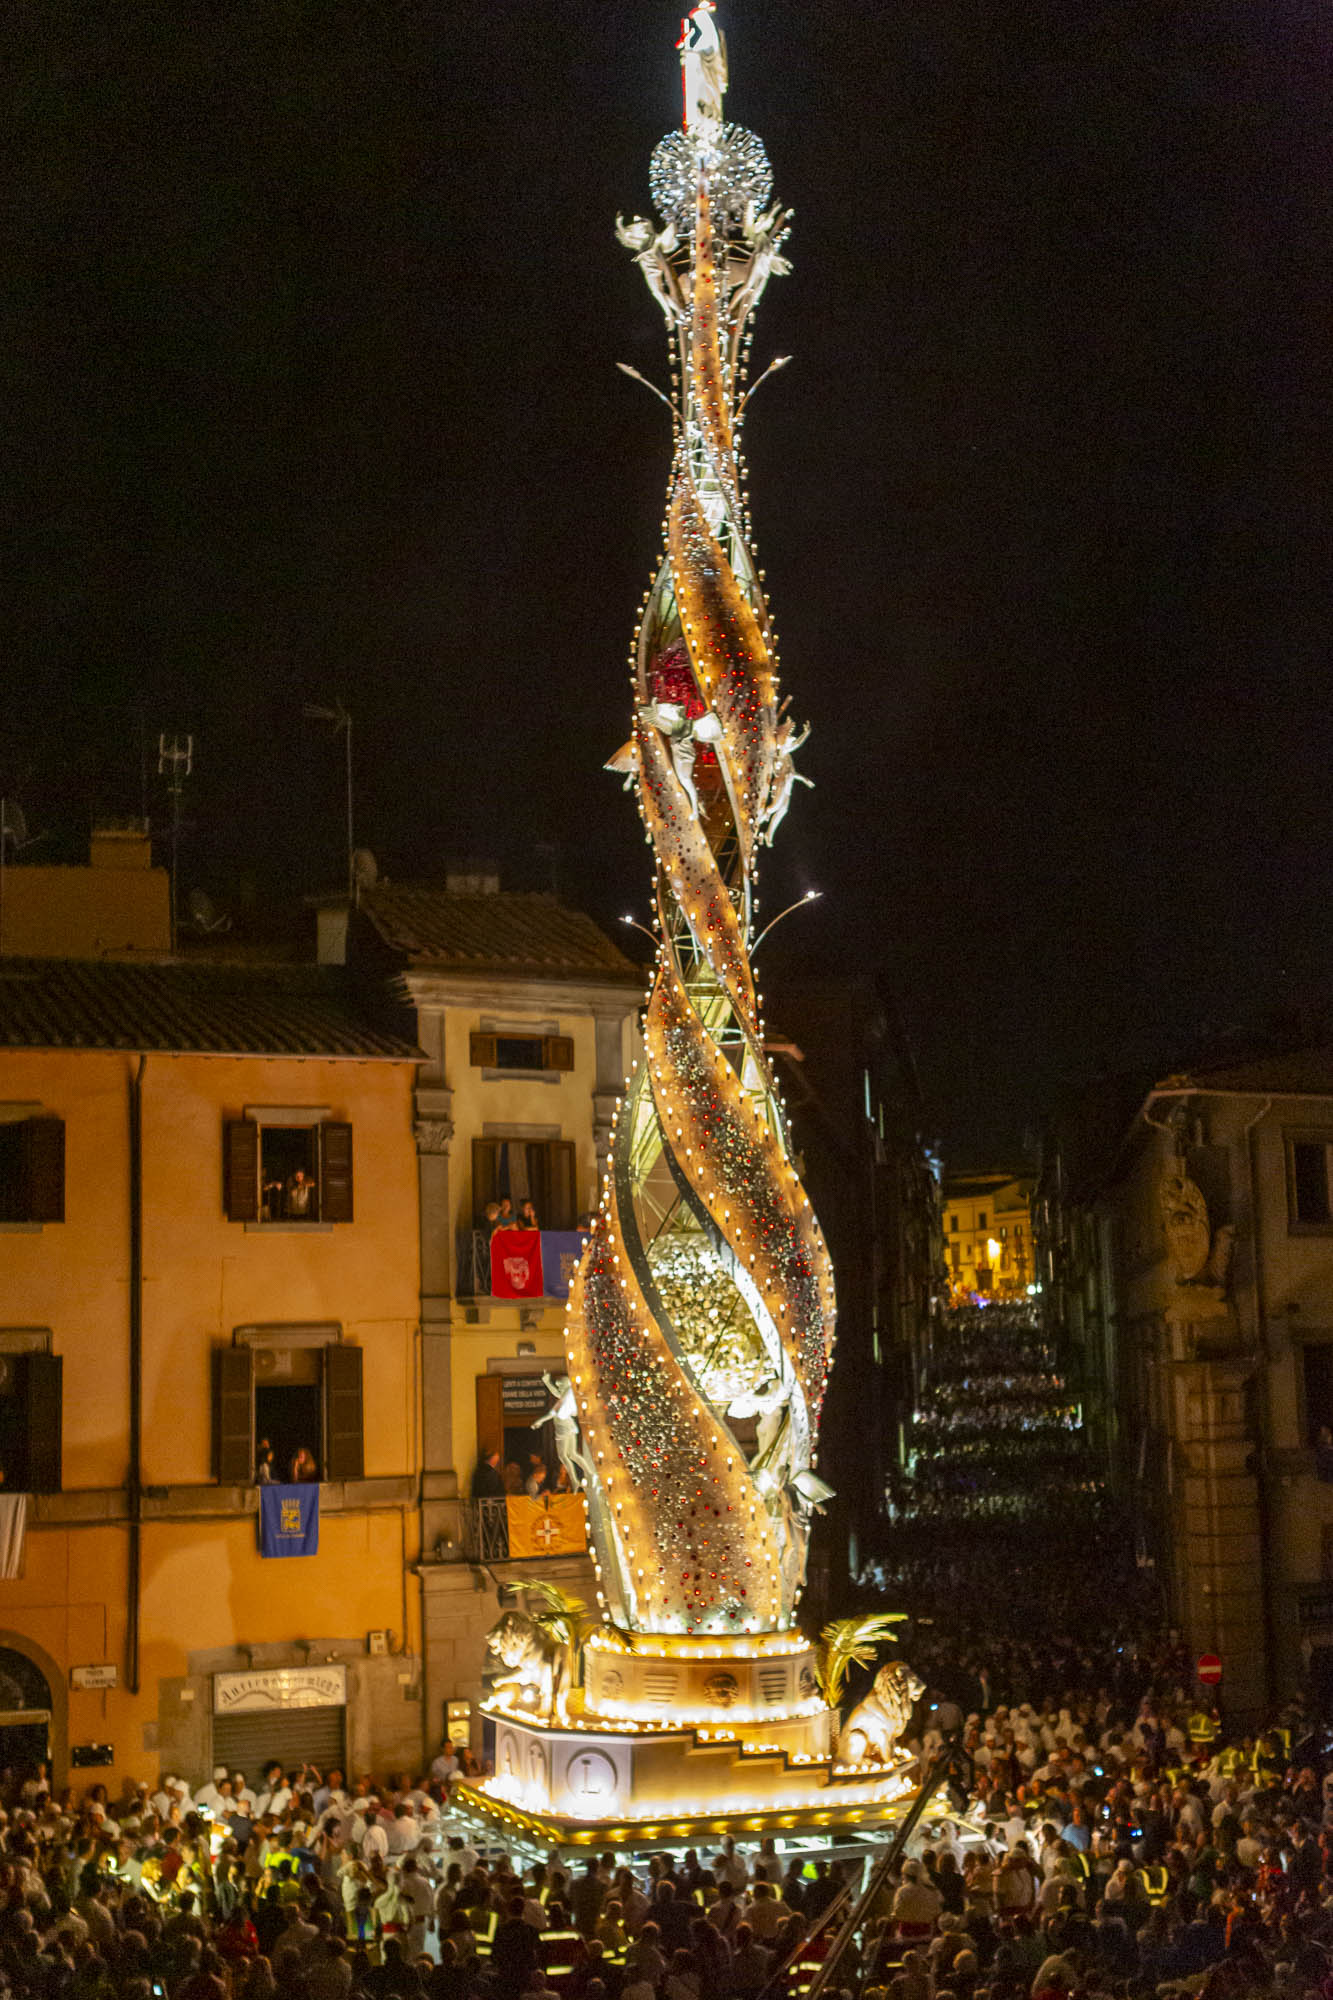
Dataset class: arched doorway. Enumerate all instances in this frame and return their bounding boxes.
[0,1648,53,1795]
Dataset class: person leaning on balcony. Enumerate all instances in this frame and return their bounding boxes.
[471,1449,505,1499]
[517,1199,540,1231]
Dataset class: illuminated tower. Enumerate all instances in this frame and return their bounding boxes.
[466,9,920,1842]
[566,15,834,1647]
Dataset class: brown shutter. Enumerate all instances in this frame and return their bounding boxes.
[212,1346,254,1483]
[469,1032,498,1067]
[323,1344,364,1480]
[475,1374,504,1463]
[320,1123,354,1223]
[471,1137,501,1218]
[24,1352,62,1493]
[545,1139,578,1231]
[223,1120,259,1222]
[23,1118,65,1224]
[543,1036,575,1073]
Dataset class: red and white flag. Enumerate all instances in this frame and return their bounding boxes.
[490,1229,544,1300]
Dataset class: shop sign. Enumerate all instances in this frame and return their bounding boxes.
[70,1665,118,1691]
[214,1665,346,1714]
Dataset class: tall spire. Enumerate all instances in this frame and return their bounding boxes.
[566,7,832,1642]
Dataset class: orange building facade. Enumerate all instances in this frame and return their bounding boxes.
[0,959,424,1788]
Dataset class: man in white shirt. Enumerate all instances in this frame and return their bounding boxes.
[741,1881,793,1941]
[430,1743,461,1786]
[230,1772,257,1812]
[386,1804,421,1855]
[195,1767,228,1813]
[396,1857,435,1955]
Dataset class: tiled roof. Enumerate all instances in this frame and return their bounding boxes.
[357,887,644,985]
[1170,1048,1333,1098]
[0,959,420,1059]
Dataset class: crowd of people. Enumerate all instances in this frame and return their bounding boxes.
[7,1308,1333,2000]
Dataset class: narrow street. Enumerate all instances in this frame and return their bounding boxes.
[860,1305,1169,1709]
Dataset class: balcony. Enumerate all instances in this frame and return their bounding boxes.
[461,1495,588,1563]
[456,1228,586,1312]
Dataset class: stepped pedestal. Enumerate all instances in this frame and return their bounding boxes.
[455,1632,918,1853]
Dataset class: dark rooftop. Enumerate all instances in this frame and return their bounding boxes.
[1170,1047,1333,1098]
[357,886,643,985]
[0,959,420,1059]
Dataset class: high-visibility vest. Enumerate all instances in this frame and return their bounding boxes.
[1066,1848,1091,1884]
[1136,1864,1170,1906]
[1188,1712,1217,1745]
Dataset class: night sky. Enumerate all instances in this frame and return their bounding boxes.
[5,2,1328,1159]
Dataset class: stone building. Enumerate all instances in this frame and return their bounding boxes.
[349,879,643,1754]
[1036,1038,1333,1718]
[763,973,941,1604]
[942,1170,1035,1301]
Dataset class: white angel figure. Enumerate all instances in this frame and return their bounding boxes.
[761,711,813,844]
[533,1372,595,1491]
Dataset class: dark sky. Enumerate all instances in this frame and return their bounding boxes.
[4,1,1329,1159]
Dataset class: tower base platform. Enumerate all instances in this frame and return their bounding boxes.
[460,1630,921,1855]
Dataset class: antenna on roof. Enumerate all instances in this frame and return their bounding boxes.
[157,733,193,954]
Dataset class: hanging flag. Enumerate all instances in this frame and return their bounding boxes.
[540,1231,585,1300]
[259,1484,319,1558]
[0,1495,26,1579]
[490,1228,544,1299]
[506,1493,588,1559]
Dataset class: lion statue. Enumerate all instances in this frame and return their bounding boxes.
[483,1610,566,1717]
[838,1661,925,1767]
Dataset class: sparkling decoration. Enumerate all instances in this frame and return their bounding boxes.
[650,124,773,231]
[565,11,833,1646]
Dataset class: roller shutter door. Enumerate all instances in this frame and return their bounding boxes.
[212,1705,346,1787]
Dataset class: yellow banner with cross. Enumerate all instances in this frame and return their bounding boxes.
[505,1494,588,1558]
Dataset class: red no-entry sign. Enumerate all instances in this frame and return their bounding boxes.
[1197,1653,1222,1685]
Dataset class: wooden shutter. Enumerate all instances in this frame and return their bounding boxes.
[545,1139,578,1231]
[543,1036,575,1073]
[223,1120,259,1222]
[475,1375,504,1463]
[212,1346,254,1483]
[24,1353,62,1493]
[471,1137,501,1219]
[323,1344,364,1480]
[320,1122,354,1223]
[23,1118,65,1224]
[469,1032,498,1067]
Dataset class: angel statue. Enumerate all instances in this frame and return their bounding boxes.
[678,2,728,130]
[761,709,812,845]
[532,1373,595,1491]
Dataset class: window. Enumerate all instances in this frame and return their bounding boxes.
[212,1339,363,1484]
[1290,1139,1333,1228]
[470,1033,574,1074]
[472,1136,578,1231]
[0,1349,62,1491]
[0,1118,64,1225]
[949,1216,958,1234]
[1304,1344,1333,1450]
[977,1211,986,1230]
[222,1118,353,1225]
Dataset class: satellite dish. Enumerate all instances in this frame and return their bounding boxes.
[1,803,28,851]
[187,888,231,934]
[352,848,379,890]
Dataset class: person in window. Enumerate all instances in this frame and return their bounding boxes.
[481,1201,501,1234]
[524,1452,549,1498]
[503,1462,525,1494]
[284,1170,317,1220]
[517,1199,540,1231]
[471,1448,505,1499]
[290,1447,318,1483]
[255,1440,276,1485]
[494,1196,514,1229]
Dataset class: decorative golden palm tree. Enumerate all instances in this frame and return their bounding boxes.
[813,1612,908,1710]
